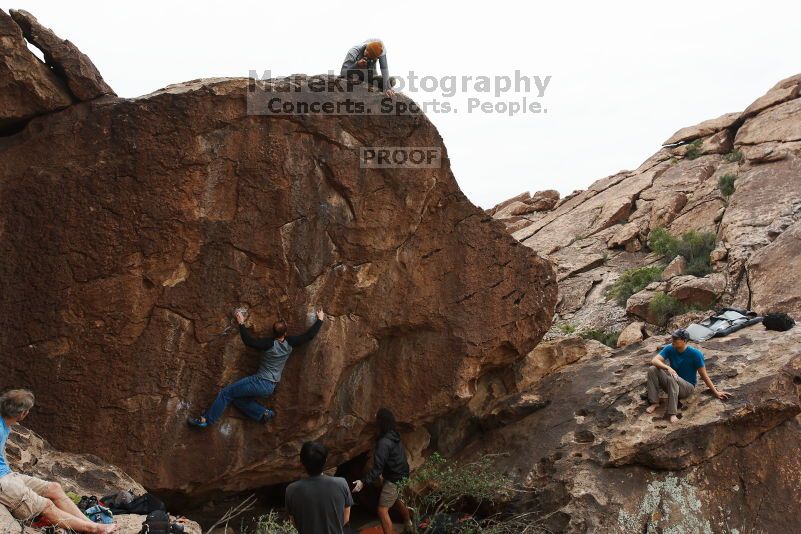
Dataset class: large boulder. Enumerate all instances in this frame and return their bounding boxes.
[0,76,557,499]
[616,321,645,347]
[0,8,72,130]
[459,327,801,533]
[667,273,726,308]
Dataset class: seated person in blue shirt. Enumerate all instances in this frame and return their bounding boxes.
[646,328,730,423]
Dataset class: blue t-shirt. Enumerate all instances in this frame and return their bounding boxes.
[0,418,11,478]
[659,345,705,385]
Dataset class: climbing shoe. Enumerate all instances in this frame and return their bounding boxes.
[262,409,276,423]
[187,416,208,428]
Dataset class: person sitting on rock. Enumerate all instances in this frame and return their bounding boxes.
[285,441,353,534]
[0,389,119,533]
[645,328,730,423]
[340,38,396,98]
[188,308,325,428]
[352,408,414,534]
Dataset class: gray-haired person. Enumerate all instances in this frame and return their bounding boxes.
[645,329,730,423]
[0,389,119,533]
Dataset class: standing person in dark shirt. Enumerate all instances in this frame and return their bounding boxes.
[352,408,414,534]
[285,441,353,534]
[187,308,325,428]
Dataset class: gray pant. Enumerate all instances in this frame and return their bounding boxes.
[647,366,694,415]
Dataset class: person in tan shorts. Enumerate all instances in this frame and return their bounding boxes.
[0,389,119,533]
[352,408,414,534]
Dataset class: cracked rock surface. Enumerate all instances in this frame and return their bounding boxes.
[459,327,801,533]
[0,75,556,499]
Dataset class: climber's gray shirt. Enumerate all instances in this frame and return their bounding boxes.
[238,319,323,382]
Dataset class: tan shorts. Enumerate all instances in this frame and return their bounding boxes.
[378,480,400,508]
[0,473,52,520]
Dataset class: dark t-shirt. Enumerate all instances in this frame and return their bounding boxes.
[285,475,353,534]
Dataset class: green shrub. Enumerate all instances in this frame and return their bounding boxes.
[557,323,576,335]
[647,228,716,276]
[605,265,664,306]
[580,329,620,348]
[684,139,703,160]
[719,173,737,197]
[723,149,743,163]
[248,511,297,534]
[398,453,549,533]
[648,292,685,325]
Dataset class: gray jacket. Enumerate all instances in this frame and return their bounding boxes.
[239,319,323,382]
[340,39,389,80]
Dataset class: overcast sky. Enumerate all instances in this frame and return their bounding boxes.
[9,0,800,209]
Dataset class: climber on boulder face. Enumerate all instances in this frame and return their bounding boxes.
[0,390,120,533]
[645,328,731,424]
[341,38,396,98]
[187,308,325,428]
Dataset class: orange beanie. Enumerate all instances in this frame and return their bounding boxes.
[366,41,384,58]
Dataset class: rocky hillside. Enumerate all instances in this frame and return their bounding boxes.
[490,73,801,339]
[471,75,801,532]
[0,8,556,501]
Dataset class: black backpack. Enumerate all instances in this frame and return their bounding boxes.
[763,313,795,331]
[140,510,170,534]
[117,492,166,515]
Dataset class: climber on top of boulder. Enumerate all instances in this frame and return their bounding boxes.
[0,389,120,533]
[341,38,396,98]
[188,308,325,429]
[644,328,731,424]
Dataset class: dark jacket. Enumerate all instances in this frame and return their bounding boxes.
[362,430,410,485]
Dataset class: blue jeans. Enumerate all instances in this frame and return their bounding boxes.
[204,375,276,425]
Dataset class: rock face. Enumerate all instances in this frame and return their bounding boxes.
[6,426,145,497]
[0,73,556,499]
[0,8,113,133]
[0,426,201,534]
[0,9,72,130]
[9,9,115,101]
[492,72,801,337]
[459,327,801,533]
